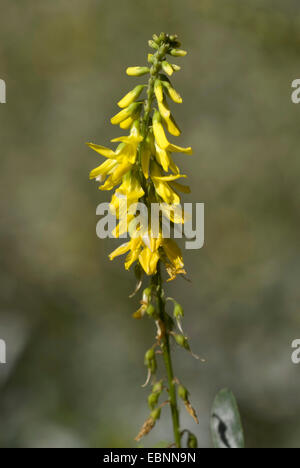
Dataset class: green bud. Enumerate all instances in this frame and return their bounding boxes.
[187,432,198,448]
[172,64,181,72]
[143,287,152,302]
[173,334,190,351]
[126,66,150,77]
[159,32,166,42]
[173,302,184,319]
[148,40,159,50]
[148,392,159,410]
[151,408,161,421]
[146,304,156,318]
[152,380,163,394]
[152,34,159,43]
[170,49,187,57]
[178,384,189,402]
[144,348,155,365]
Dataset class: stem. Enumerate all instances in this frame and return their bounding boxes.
[154,263,181,448]
[139,40,181,447]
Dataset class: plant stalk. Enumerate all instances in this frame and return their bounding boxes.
[155,263,181,448]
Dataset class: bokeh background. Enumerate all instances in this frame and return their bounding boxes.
[0,0,300,448]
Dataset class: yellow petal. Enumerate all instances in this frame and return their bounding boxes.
[109,242,131,260]
[119,117,134,129]
[162,61,174,76]
[167,143,193,154]
[161,80,182,104]
[118,85,145,108]
[139,247,160,276]
[153,110,170,150]
[154,80,164,103]
[86,143,115,158]
[163,239,184,269]
[89,159,117,180]
[126,67,150,76]
[169,181,191,194]
[152,174,187,182]
[164,114,181,137]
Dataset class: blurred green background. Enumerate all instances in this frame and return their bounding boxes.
[1,0,300,448]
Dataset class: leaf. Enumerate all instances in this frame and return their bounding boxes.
[210,388,245,448]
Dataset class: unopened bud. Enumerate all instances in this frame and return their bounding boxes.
[152,380,163,394]
[143,287,152,303]
[144,348,157,373]
[178,384,189,402]
[148,392,159,410]
[126,66,150,77]
[151,408,161,421]
[162,61,174,76]
[148,40,159,50]
[170,49,187,57]
[187,432,198,448]
[173,302,184,319]
[173,334,190,351]
[146,304,157,318]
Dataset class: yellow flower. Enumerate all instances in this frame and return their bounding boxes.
[161,79,182,104]
[126,66,150,76]
[118,85,146,108]
[157,98,181,136]
[162,239,186,281]
[111,102,142,125]
[152,111,192,153]
[150,161,187,205]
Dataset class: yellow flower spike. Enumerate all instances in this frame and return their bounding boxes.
[162,61,174,76]
[126,66,150,76]
[118,85,146,109]
[161,79,183,104]
[111,102,142,125]
[170,49,188,57]
[86,143,115,158]
[154,80,164,103]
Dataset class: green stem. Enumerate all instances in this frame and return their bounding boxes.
[155,263,181,448]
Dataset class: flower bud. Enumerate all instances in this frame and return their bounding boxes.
[126,66,150,77]
[148,53,155,64]
[150,408,161,421]
[144,348,157,373]
[154,80,164,103]
[172,64,181,72]
[170,49,187,57]
[162,61,174,76]
[173,302,184,319]
[178,384,189,402]
[148,392,159,410]
[152,380,163,394]
[143,287,152,303]
[173,334,190,351]
[148,40,159,50]
[187,432,198,448]
[111,102,142,125]
[117,85,145,109]
[146,304,157,318]
[152,34,159,42]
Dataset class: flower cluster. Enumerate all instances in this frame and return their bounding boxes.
[88,33,192,281]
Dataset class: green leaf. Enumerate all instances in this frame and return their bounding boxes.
[211,388,245,448]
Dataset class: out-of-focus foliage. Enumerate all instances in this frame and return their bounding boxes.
[0,0,300,448]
